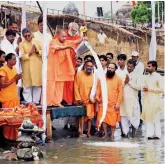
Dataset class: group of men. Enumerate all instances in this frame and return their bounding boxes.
[0,16,163,142]
[74,52,163,141]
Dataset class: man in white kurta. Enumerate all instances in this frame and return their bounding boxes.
[116,54,128,85]
[120,59,141,137]
[115,54,128,134]
[131,51,144,126]
[131,51,144,76]
[0,29,22,99]
[97,30,107,45]
[3,21,21,46]
[141,61,163,139]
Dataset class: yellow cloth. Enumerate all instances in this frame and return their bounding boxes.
[0,65,17,101]
[19,39,42,87]
[141,72,164,121]
[46,38,75,106]
[79,25,87,36]
[120,71,140,117]
[33,30,52,47]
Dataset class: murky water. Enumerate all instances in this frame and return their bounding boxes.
[0,120,164,164]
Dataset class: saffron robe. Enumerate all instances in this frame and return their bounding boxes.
[0,65,19,108]
[74,71,95,119]
[96,74,123,126]
[47,38,75,106]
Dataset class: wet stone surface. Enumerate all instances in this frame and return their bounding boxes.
[0,120,164,164]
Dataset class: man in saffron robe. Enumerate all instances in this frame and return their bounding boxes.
[0,53,22,108]
[63,22,81,105]
[0,53,22,141]
[47,29,83,107]
[74,60,95,137]
[96,63,123,141]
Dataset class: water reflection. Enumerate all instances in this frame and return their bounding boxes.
[0,125,164,164]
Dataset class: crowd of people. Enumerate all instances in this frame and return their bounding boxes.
[0,16,163,142]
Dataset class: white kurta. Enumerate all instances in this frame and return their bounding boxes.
[133,61,144,75]
[133,61,145,86]
[120,71,141,134]
[0,38,22,87]
[97,33,106,44]
[3,33,20,46]
[116,66,128,86]
[141,72,164,138]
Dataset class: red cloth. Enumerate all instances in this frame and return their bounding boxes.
[0,115,43,141]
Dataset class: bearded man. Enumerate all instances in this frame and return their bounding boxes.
[96,63,123,141]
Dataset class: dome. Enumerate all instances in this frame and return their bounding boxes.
[116,2,133,19]
[63,2,79,16]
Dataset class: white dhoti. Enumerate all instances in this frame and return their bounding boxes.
[145,112,161,138]
[23,86,41,103]
[121,100,140,135]
[17,86,21,100]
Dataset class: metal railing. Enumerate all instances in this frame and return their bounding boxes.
[4,1,114,23]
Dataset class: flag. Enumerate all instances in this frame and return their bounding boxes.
[132,1,136,7]
[149,1,157,61]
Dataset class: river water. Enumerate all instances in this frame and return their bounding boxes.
[1,119,164,164]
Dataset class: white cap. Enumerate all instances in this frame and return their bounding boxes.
[131,51,139,57]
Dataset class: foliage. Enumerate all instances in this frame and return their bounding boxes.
[131,1,164,24]
[131,2,152,24]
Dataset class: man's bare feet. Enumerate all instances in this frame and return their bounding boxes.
[110,136,115,141]
[57,104,64,108]
[46,137,52,143]
[87,132,91,138]
[79,134,86,138]
[102,135,107,140]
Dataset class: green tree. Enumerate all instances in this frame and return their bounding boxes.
[143,1,164,22]
[131,2,152,25]
[131,1,164,24]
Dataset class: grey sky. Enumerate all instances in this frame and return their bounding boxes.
[17,1,130,17]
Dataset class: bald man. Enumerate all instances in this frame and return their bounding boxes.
[47,30,84,107]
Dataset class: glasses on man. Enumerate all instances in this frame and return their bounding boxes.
[24,35,31,38]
